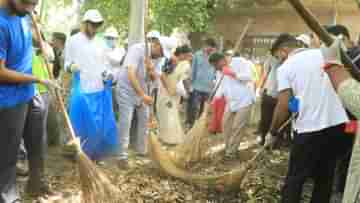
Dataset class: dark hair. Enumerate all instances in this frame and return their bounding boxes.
[174,45,192,57]
[70,28,80,36]
[271,33,299,55]
[52,32,67,44]
[204,38,218,49]
[324,24,350,39]
[209,52,225,64]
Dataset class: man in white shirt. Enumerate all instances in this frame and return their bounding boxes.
[104,26,126,71]
[268,33,349,203]
[64,9,107,93]
[115,36,165,169]
[210,53,255,159]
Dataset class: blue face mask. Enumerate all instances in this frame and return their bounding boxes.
[105,38,116,49]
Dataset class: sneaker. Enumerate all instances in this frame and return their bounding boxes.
[117,159,129,170]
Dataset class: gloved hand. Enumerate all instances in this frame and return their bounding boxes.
[256,88,263,98]
[40,79,62,90]
[320,37,344,70]
[265,132,277,148]
[69,63,80,73]
[102,70,115,82]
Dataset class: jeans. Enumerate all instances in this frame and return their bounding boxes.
[186,90,209,127]
[116,91,149,160]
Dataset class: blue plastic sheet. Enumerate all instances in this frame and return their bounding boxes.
[69,73,118,160]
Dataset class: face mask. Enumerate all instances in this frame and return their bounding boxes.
[105,38,116,49]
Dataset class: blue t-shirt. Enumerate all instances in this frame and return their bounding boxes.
[0,8,35,108]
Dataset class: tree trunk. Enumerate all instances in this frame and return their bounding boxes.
[128,0,146,47]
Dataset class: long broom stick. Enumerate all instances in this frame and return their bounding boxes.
[30,14,119,203]
[233,18,254,54]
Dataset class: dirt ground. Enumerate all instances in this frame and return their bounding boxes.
[18,128,341,203]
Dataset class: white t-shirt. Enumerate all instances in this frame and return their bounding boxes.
[105,47,126,70]
[277,49,348,133]
[64,33,108,93]
[217,57,255,112]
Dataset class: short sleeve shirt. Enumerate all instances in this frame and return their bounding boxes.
[116,43,149,105]
[277,49,348,133]
[0,9,34,108]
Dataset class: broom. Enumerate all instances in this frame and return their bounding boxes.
[171,74,225,168]
[149,115,294,192]
[172,21,254,168]
[30,14,120,202]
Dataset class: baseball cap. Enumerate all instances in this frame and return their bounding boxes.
[104,27,119,38]
[82,9,104,23]
[147,30,161,39]
[158,36,178,58]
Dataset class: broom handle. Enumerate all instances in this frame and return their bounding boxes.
[239,115,295,188]
[209,74,225,102]
[286,0,360,81]
[233,18,253,53]
[31,14,77,142]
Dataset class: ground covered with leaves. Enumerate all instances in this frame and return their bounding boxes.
[18,130,300,203]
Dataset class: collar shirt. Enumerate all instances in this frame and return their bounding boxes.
[277,49,348,133]
[64,32,108,93]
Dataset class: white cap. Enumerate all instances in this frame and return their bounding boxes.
[104,27,119,38]
[82,9,104,23]
[296,34,311,47]
[147,30,161,39]
[159,36,178,58]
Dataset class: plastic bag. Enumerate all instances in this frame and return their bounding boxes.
[69,72,118,160]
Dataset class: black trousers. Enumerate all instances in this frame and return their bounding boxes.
[0,96,47,203]
[259,93,278,140]
[281,124,346,203]
[186,90,209,127]
[0,103,28,203]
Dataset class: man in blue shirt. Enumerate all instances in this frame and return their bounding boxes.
[186,38,217,128]
[0,0,56,202]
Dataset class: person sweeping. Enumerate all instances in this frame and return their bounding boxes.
[115,34,166,169]
[209,52,255,160]
[0,0,59,201]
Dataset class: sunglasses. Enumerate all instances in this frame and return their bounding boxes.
[88,22,103,29]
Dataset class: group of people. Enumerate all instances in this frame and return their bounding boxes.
[3,0,360,202]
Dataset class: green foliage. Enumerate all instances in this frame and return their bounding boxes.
[82,0,217,35]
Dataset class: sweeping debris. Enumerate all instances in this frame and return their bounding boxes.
[31,14,120,203]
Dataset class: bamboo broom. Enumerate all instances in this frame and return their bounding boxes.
[172,20,254,168]
[149,115,294,192]
[30,14,120,203]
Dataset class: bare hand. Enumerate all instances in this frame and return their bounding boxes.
[144,57,155,72]
[142,94,153,106]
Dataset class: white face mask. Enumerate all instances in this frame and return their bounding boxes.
[105,38,117,49]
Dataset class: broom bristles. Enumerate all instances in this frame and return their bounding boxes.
[149,133,265,192]
[172,105,212,167]
[75,146,120,203]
